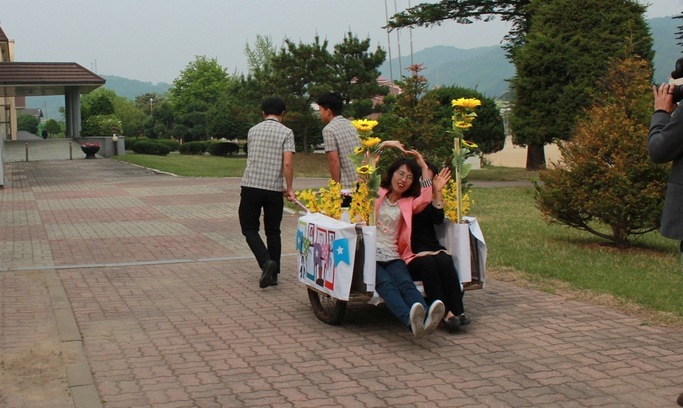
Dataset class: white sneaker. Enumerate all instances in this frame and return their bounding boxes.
[409,303,426,338]
[424,300,446,335]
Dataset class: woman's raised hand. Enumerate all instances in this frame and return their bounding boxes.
[406,149,426,168]
[433,167,452,191]
[378,140,406,153]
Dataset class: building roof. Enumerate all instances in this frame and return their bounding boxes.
[0,62,105,96]
[0,26,8,43]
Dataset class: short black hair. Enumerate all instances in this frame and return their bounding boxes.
[316,92,343,116]
[261,97,286,116]
[380,157,423,198]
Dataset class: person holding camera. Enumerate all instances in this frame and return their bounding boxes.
[649,77,683,408]
[649,80,683,267]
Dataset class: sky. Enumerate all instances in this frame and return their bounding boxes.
[1,0,680,84]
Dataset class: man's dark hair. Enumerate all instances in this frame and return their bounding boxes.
[380,157,423,198]
[261,97,286,116]
[316,92,343,116]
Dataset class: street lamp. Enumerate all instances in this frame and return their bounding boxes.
[149,98,154,114]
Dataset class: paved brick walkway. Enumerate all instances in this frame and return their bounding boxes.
[1,158,682,408]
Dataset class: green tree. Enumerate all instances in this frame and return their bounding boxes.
[44,118,62,136]
[169,56,232,141]
[510,0,652,170]
[17,113,39,134]
[113,98,146,137]
[426,85,505,155]
[387,0,653,171]
[135,92,165,115]
[329,32,387,118]
[81,114,122,136]
[375,64,445,164]
[675,11,683,50]
[386,0,534,59]
[270,36,334,151]
[534,52,668,248]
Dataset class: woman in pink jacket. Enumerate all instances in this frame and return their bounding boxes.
[374,149,447,337]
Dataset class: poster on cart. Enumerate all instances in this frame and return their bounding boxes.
[296,213,359,301]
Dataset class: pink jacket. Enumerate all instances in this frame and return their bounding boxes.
[375,184,433,264]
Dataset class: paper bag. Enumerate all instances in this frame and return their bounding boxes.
[434,216,487,288]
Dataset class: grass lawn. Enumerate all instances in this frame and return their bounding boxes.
[114,152,683,324]
[115,152,330,178]
[473,187,682,325]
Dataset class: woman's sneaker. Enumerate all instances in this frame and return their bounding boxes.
[444,315,461,332]
[424,300,445,335]
[458,313,472,326]
[409,303,426,338]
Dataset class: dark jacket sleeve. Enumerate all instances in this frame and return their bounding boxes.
[648,104,683,165]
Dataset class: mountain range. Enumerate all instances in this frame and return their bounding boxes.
[28,16,681,119]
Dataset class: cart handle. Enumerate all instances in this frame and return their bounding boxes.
[291,197,311,213]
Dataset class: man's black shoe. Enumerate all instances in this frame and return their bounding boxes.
[271,275,278,286]
[259,260,277,288]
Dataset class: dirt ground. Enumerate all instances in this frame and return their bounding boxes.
[0,270,75,408]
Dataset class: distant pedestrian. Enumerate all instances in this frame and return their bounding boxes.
[239,97,295,288]
[317,92,361,205]
[42,129,48,139]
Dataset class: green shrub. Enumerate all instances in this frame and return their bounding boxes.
[155,138,181,152]
[207,141,240,156]
[131,140,171,156]
[125,137,146,151]
[179,141,207,155]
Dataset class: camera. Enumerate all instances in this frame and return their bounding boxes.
[666,57,683,103]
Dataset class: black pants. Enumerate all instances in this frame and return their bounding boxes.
[408,252,465,316]
[238,187,283,273]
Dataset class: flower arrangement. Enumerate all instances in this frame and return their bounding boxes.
[349,119,382,225]
[81,142,101,149]
[295,179,343,220]
[448,97,481,223]
[294,119,381,226]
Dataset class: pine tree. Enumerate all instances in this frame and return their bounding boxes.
[534,52,668,248]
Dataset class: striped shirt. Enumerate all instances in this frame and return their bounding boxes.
[322,116,361,190]
[240,119,295,192]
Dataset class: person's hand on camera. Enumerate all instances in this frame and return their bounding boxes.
[654,83,677,113]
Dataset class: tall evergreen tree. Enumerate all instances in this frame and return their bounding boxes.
[510,0,652,169]
[387,0,654,170]
[329,33,387,118]
[675,11,683,50]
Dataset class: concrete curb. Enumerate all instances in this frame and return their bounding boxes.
[44,269,103,408]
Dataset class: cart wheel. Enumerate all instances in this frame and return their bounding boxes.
[307,287,347,325]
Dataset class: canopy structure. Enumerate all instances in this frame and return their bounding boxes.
[0,61,105,138]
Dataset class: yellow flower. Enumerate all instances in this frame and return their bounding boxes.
[356,164,374,175]
[455,121,473,129]
[351,119,379,133]
[442,180,473,222]
[462,140,478,149]
[360,137,381,148]
[451,98,482,109]
[354,146,365,155]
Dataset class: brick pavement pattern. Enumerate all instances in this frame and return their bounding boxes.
[1,158,682,408]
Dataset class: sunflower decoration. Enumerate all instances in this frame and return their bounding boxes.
[295,180,343,220]
[449,97,481,223]
[347,119,382,225]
